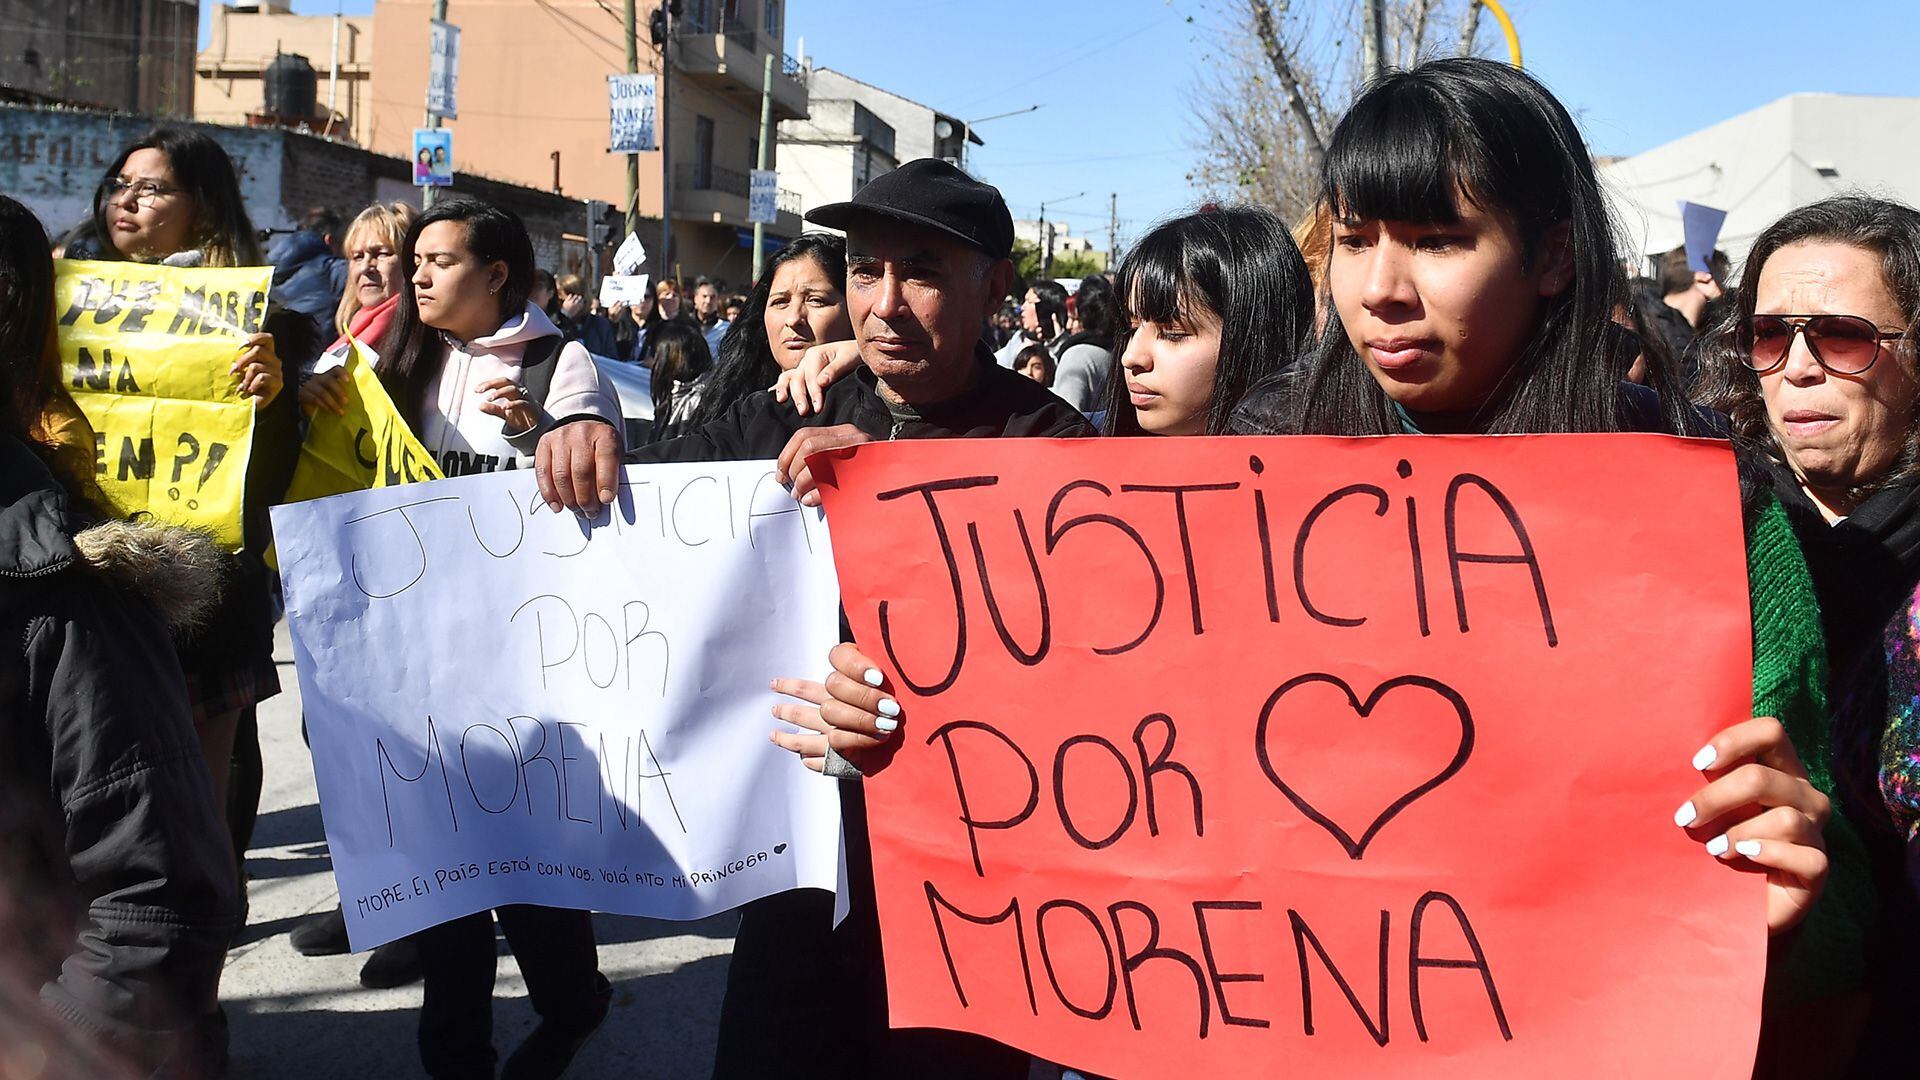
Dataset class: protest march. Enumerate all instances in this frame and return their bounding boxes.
[6,2,1920,1078]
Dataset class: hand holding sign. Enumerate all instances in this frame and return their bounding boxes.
[1679,716,1830,934]
[231,331,283,409]
[300,366,351,415]
[474,375,539,433]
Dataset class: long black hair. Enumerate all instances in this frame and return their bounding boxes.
[1695,194,1920,494]
[92,126,261,266]
[1296,58,1700,436]
[1105,206,1314,435]
[689,233,847,425]
[376,196,536,430]
[1,195,96,503]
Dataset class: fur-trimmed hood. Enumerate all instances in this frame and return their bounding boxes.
[0,435,225,631]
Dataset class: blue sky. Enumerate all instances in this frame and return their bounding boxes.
[203,1,1920,249]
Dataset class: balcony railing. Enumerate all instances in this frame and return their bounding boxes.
[677,162,749,198]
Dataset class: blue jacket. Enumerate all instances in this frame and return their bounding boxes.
[269,229,348,372]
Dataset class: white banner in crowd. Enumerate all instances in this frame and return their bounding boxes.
[607,73,658,154]
[274,463,844,950]
[427,20,460,119]
[598,273,651,308]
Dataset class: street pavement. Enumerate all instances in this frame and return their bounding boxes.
[221,622,736,1078]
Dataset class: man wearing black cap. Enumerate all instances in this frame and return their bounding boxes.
[532,160,1089,1078]
[533,157,1092,510]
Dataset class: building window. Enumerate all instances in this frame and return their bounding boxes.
[695,115,714,188]
[684,0,712,33]
[749,138,758,170]
[764,0,781,41]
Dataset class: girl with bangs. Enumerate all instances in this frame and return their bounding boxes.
[1102,205,1313,437]
[1227,58,1857,1053]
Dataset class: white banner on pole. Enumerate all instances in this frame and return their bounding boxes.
[274,463,844,950]
[749,169,779,225]
[608,73,658,154]
[428,20,461,119]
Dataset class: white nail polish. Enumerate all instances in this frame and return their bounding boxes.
[1734,839,1763,858]
[863,668,884,687]
[1706,834,1730,857]
[1674,801,1697,828]
[875,716,898,733]
[877,697,901,718]
[1692,744,1718,771]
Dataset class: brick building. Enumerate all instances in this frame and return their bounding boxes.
[0,0,199,117]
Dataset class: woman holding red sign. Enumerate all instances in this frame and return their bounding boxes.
[780,57,1842,1070]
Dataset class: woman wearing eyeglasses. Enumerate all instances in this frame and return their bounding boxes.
[1695,194,1920,1073]
[86,130,306,1061]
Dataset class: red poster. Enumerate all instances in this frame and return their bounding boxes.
[811,435,1763,1078]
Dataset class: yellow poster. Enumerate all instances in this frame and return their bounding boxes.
[55,260,266,550]
[283,333,443,505]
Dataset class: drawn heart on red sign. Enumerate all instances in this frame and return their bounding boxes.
[1254,673,1475,860]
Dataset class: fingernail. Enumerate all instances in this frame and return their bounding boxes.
[599,488,615,503]
[875,716,898,733]
[546,500,563,512]
[877,697,900,718]
[1735,839,1763,858]
[1692,744,1718,771]
[1706,833,1730,857]
[862,668,883,687]
[1674,801,1697,828]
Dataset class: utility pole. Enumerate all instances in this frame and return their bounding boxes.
[657,3,674,283]
[1106,192,1117,270]
[750,51,774,281]
[624,0,640,237]
[422,0,448,208]
[1037,190,1085,279]
[1362,0,1386,82]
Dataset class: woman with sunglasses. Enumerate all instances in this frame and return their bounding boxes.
[1696,194,1920,1073]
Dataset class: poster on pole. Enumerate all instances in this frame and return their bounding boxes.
[413,129,453,187]
[613,231,648,275]
[810,434,1764,1078]
[749,169,779,225]
[54,260,265,550]
[275,462,846,950]
[608,73,658,154]
[428,19,460,119]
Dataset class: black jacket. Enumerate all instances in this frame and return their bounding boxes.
[0,436,237,1064]
[628,343,1094,463]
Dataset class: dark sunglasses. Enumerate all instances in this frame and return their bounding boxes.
[1739,314,1907,375]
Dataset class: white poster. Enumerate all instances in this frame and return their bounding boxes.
[612,231,648,275]
[274,463,844,949]
[598,272,651,307]
[428,20,461,119]
[608,73,657,154]
[749,168,779,225]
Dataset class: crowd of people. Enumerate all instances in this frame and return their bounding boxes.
[5,53,1920,1079]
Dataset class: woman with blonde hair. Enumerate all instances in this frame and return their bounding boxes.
[300,201,415,415]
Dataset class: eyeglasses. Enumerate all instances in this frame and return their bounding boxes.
[1739,314,1908,375]
[104,177,179,205]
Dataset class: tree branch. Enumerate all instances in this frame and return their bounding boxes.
[1457,0,1483,56]
[1247,0,1326,167]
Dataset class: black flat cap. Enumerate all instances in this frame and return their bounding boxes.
[806,158,1014,260]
